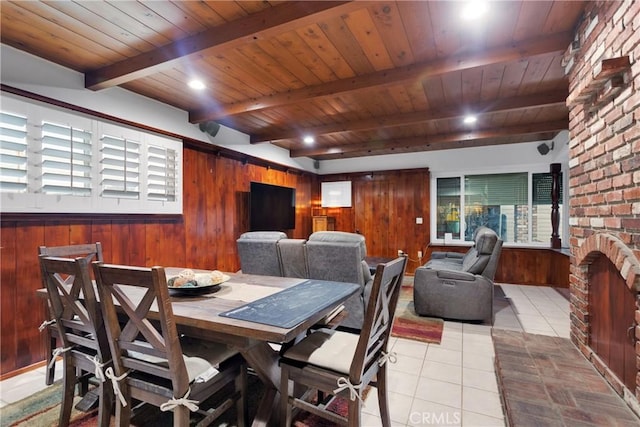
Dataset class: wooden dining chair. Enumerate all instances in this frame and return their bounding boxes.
[93,262,247,427]
[279,255,408,427]
[38,242,104,386]
[39,255,113,427]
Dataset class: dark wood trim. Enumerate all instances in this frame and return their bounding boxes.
[320,167,430,181]
[0,361,47,382]
[0,213,183,222]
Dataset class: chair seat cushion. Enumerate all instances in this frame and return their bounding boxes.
[126,338,238,384]
[281,328,358,374]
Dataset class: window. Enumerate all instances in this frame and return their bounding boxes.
[0,95,182,214]
[465,173,528,242]
[532,172,563,243]
[432,170,564,246]
[435,177,461,240]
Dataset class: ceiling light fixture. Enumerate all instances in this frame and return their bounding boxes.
[463,115,477,124]
[188,79,206,90]
[461,1,488,21]
[303,136,315,145]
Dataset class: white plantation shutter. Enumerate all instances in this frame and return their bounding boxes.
[147,144,177,201]
[100,134,140,199]
[1,95,182,214]
[41,121,92,196]
[0,111,28,193]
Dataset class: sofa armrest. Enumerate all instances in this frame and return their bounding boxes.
[416,267,491,286]
[434,269,478,282]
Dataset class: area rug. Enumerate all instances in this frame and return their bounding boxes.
[391,285,443,344]
[0,375,357,427]
[0,381,96,427]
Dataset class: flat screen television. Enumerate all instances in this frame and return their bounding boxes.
[249,182,296,231]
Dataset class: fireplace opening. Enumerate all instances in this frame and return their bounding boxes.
[588,254,637,391]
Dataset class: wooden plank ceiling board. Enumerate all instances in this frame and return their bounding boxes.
[0,0,587,160]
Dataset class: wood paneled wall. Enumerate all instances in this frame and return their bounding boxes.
[0,146,315,376]
[1,155,570,378]
[316,169,431,275]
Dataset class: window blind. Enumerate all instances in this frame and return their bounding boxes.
[41,121,92,196]
[533,172,563,204]
[147,144,177,201]
[465,173,528,206]
[100,134,140,199]
[0,112,28,192]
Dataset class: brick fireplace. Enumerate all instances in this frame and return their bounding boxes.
[566,0,640,410]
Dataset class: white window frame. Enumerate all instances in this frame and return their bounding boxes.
[0,95,182,214]
[430,165,568,248]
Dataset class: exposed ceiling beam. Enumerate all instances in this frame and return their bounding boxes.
[250,90,569,143]
[85,1,358,90]
[315,132,559,160]
[190,32,572,123]
[290,120,569,158]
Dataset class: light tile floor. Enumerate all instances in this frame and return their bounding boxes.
[0,283,571,426]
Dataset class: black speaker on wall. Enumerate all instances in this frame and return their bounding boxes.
[199,121,221,137]
[537,141,554,155]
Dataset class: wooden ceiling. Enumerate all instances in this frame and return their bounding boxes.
[1,1,586,160]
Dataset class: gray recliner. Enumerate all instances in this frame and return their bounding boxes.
[236,231,288,276]
[413,226,503,323]
[306,231,373,330]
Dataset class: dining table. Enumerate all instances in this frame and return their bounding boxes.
[38,267,360,427]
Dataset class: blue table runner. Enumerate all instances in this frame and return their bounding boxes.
[219,279,359,328]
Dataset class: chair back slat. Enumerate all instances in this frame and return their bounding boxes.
[39,243,104,263]
[39,255,110,357]
[93,262,190,396]
[350,256,407,383]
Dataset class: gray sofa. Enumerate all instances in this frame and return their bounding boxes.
[236,231,372,330]
[236,231,288,276]
[413,226,503,323]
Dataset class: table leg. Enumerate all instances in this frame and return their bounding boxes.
[238,341,282,426]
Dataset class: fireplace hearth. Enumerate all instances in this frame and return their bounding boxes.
[572,233,640,412]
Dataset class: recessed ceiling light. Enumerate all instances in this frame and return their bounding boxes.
[461,1,488,21]
[464,115,477,124]
[303,136,315,145]
[188,79,206,90]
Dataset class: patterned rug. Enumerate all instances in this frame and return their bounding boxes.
[0,381,97,427]
[2,285,440,426]
[391,285,444,344]
[0,375,355,427]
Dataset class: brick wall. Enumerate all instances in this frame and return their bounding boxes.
[567,0,640,404]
